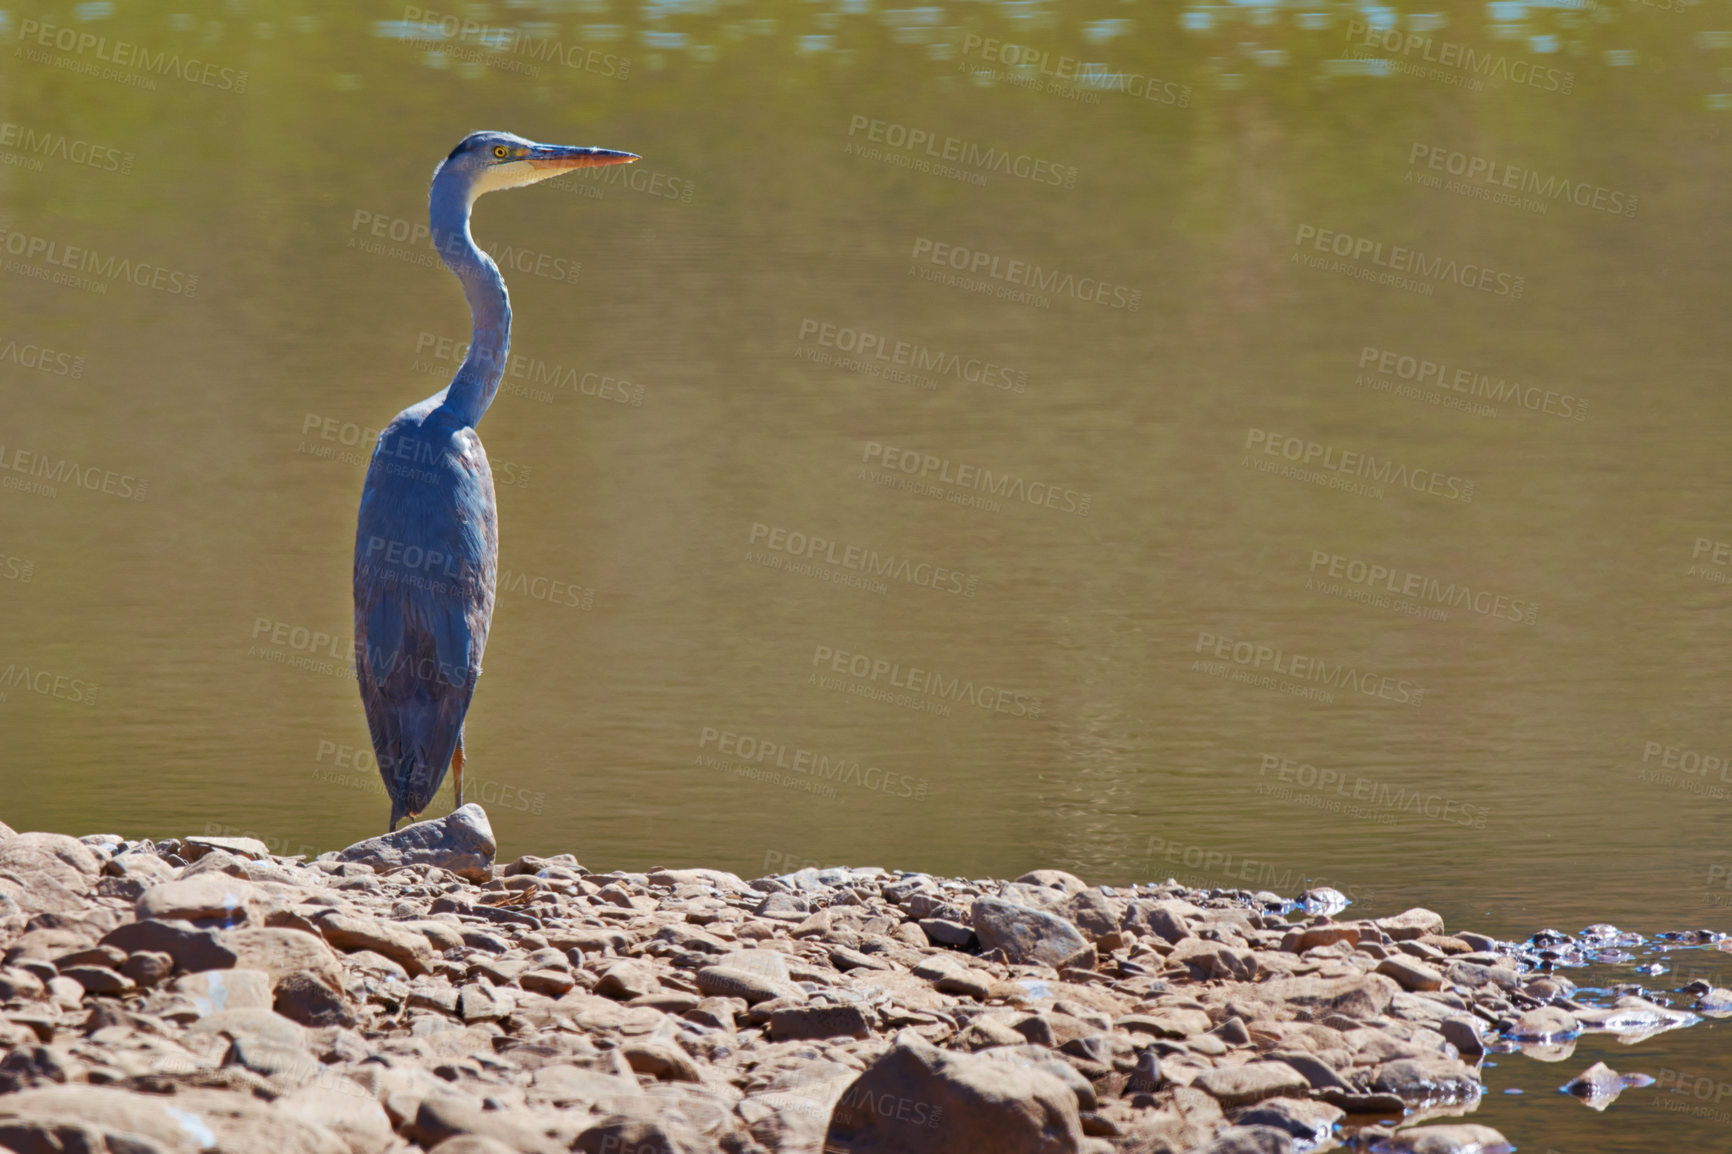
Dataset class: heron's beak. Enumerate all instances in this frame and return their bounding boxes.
[527,145,640,172]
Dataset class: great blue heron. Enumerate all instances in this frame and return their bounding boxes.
[354,131,637,831]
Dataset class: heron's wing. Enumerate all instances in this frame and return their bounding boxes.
[425,588,475,688]
[355,422,498,693]
[363,592,406,688]
[428,425,496,686]
[353,419,498,816]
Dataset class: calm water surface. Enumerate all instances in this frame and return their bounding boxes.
[3,1,1732,1148]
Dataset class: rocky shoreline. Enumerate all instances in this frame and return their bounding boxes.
[0,805,1716,1154]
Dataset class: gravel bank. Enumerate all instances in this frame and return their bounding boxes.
[0,806,1714,1154]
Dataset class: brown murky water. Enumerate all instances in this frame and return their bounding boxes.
[4,1,1732,1147]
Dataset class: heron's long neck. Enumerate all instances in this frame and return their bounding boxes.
[429,179,510,428]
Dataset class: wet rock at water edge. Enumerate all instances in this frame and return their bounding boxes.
[1438,1017,1485,1058]
[321,804,496,883]
[1377,908,1447,942]
[181,833,275,862]
[1375,955,1444,992]
[1507,1005,1579,1042]
[1560,1060,1655,1110]
[1230,1097,1344,1148]
[1369,1124,1513,1154]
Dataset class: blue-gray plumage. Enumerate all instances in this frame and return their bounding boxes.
[354,131,638,831]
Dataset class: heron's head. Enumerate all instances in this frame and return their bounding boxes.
[433,130,639,202]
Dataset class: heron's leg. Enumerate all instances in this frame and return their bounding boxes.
[452,735,465,809]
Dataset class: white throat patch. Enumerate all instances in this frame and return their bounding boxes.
[471,159,553,198]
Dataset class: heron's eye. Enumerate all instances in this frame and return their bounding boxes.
[492,145,509,159]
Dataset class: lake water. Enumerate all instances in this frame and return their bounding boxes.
[3,1,1731,1148]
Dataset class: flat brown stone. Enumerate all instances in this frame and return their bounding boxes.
[1192,1062,1310,1108]
[771,1004,873,1041]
